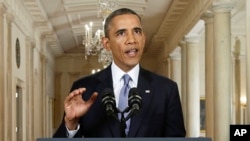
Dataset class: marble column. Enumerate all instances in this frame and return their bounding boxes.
[54,72,63,129]
[166,57,171,78]
[33,50,43,139]
[41,53,47,137]
[30,43,35,141]
[233,37,241,124]
[185,35,200,137]
[246,0,250,124]
[162,57,170,78]
[179,41,187,128]
[212,2,233,141]
[201,11,214,140]
[6,12,14,141]
[25,37,35,141]
[0,3,7,141]
[169,47,182,98]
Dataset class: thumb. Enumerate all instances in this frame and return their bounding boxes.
[86,92,98,105]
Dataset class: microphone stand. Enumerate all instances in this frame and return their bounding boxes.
[120,112,127,137]
[119,107,130,137]
[118,89,142,137]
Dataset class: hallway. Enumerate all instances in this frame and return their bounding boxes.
[0,0,249,141]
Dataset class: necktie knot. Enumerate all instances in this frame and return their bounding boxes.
[123,74,130,89]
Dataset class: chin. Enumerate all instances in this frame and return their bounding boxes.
[126,61,139,67]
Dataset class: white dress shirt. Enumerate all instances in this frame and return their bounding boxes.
[111,62,139,107]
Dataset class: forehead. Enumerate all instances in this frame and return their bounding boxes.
[110,14,142,28]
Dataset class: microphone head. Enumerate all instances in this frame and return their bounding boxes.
[128,88,142,113]
[101,88,117,117]
[101,88,114,99]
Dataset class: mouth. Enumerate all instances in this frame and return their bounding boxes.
[125,48,138,56]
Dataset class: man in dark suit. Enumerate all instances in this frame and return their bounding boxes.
[53,8,186,138]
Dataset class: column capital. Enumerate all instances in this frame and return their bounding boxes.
[201,10,214,23]
[40,54,47,64]
[25,36,36,48]
[0,3,7,15]
[233,36,241,58]
[6,13,15,24]
[178,40,186,48]
[212,1,233,13]
[185,34,201,43]
[169,47,181,60]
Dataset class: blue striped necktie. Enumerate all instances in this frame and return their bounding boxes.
[118,74,131,135]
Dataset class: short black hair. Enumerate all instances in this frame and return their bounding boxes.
[104,8,142,38]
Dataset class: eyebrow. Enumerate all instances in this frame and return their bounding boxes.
[115,29,126,35]
[115,27,143,34]
[134,27,143,31]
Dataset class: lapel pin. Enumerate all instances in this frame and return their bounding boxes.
[145,90,150,93]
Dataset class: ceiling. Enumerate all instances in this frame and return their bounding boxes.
[22,0,246,60]
[40,0,174,55]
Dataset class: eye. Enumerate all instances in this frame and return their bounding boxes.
[116,29,126,36]
[134,28,142,34]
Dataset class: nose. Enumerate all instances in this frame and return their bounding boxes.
[126,32,136,44]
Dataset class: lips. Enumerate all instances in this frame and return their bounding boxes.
[125,48,138,54]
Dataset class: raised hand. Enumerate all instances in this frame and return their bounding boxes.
[64,88,98,130]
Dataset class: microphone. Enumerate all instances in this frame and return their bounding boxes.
[125,88,142,120]
[101,88,118,120]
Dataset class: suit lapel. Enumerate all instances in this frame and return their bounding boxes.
[128,68,153,137]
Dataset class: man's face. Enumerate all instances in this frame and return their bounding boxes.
[102,14,146,72]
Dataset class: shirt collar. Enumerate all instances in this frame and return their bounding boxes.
[111,61,139,86]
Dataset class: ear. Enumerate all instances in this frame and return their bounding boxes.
[102,37,110,51]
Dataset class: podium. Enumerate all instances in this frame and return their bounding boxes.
[37,138,212,141]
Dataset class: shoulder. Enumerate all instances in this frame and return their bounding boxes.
[71,66,111,89]
[140,67,176,85]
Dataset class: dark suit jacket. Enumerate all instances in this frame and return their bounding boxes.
[53,65,186,137]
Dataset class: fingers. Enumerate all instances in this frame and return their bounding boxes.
[65,88,99,105]
[87,92,98,104]
[64,90,98,121]
[83,92,98,111]
[65,88,86,102]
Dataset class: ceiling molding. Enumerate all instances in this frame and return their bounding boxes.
[23,0,63,55]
